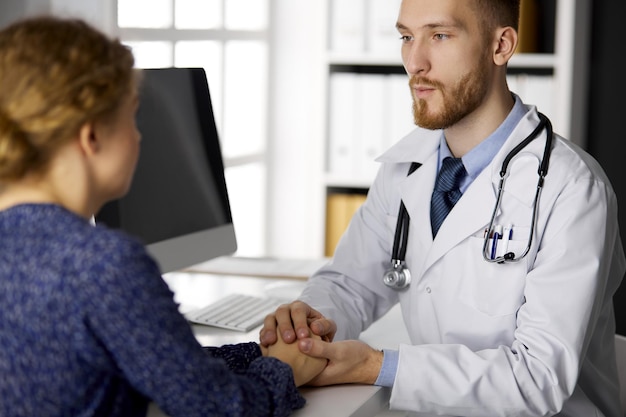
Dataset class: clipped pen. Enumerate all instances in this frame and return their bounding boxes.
[499,224,513,258]
[490,224,502,260]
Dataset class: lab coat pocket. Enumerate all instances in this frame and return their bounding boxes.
[456,230,529,317]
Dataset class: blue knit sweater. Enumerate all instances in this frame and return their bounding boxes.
[0,204,305,417]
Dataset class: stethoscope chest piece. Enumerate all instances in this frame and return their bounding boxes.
[383,259,411,289]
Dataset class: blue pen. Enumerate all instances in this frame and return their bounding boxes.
[491,225,502,259]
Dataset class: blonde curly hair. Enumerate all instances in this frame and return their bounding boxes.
[0,16,136,181]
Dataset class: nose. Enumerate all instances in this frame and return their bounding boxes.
[402,41,429,76]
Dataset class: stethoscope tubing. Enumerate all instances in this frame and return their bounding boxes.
[482,113,553,264]
[386,113,554,288]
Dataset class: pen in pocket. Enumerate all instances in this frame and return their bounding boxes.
[490,224,502,260]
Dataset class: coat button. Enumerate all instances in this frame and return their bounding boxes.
[426,287,432,293]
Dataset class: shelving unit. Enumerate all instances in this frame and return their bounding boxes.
[321,0,591,256]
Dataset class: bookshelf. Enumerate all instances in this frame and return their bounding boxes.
[321,0,592,256]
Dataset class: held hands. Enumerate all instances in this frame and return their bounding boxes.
[297,338,383,386]
[262,329,327,387]
[259,301,337,346]
[259,300,383,386]
[258,300,335,387]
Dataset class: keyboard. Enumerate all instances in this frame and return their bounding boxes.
[185,293,283,332]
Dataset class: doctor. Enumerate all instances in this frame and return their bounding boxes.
[261,0,626,415]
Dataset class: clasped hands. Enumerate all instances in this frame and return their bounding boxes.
[259,301,383,387]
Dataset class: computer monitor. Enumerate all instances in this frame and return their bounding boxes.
[95,67,237,273]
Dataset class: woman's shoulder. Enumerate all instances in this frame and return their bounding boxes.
[29,204,159,276]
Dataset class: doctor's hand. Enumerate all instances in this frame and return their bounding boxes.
[297,338,383,386]
[259,300,336,347]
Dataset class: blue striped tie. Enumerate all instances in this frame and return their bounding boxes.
[430,157,466,237]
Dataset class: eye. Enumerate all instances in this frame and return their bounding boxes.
[433,33,450,41]
[399,35,413,43]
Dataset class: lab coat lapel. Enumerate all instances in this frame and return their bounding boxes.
[394,139,500,275]
[425,169,497,268]
[398,154,440,270]
[388,107,546,275]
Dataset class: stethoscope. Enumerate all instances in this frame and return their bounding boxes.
[383,113,553,289]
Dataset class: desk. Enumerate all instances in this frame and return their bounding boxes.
[147,261,410,417]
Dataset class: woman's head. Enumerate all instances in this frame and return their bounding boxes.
[0,16,136,182]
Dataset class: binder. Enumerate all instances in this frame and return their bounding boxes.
[328,72,358,176]
[330,0,365,53]
[325,192,368,256]
[354,73,387,180]
[388,73,416,147]
[367,0,403,54]
[517,0,539,53]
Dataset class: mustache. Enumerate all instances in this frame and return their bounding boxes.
[409,75,444,90]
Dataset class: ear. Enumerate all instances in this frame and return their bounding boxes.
[77,121,100,156]
[493,26,518,66]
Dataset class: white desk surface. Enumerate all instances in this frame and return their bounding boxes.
[147,258,410,417]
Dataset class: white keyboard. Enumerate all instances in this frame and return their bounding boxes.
[185,293,283,332]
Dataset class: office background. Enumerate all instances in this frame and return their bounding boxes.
[586,1,626,336]
[0,0,624,335]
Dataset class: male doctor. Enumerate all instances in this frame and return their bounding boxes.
[261,0,625,415]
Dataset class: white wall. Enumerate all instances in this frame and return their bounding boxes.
[0,0,112,32]
[49,0,113,32]
[0,0,47,27]
[266,0,328,258]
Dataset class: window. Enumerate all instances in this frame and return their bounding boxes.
[116,0,269,256]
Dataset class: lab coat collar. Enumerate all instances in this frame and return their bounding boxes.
[375,126,442,165]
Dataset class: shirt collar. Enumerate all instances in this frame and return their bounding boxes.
[438,94,526,190]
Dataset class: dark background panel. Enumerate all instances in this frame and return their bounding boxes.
[586,1,626,336]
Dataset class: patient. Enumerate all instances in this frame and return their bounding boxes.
[0,16,325,417]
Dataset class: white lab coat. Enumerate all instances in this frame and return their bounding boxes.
[300,106,625,416]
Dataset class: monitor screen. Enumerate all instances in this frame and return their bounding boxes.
[95,67,237,273]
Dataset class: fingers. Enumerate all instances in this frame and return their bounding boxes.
[297,336,331,358]
[275,302,301,343]
[310,318,337,342]
[297,339,384,386]
[259,301,335,346]
[259,313,279,347]
[259,301,310,345]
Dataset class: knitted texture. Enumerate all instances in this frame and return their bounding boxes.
[0,204,304,417]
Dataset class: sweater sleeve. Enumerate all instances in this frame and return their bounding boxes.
[76,236,305,417]
[203,342,262,372]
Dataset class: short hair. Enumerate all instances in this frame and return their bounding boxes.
[0,16,135,181]
[473,0,521,33]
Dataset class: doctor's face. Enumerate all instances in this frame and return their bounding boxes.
[397,0,493,130]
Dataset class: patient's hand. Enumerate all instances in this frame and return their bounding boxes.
[264,330,327,387]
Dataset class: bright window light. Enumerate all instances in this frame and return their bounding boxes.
[175,0,222,29]
[118,0,172,28]
[225,0,268,30]
[222,41,267,158]
[125,41,173,68]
